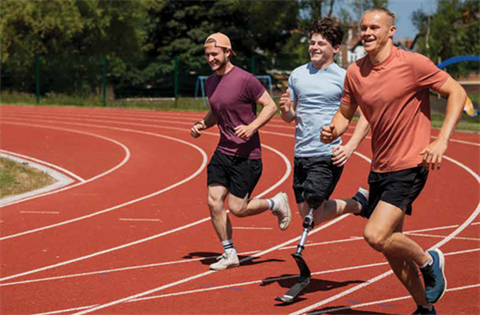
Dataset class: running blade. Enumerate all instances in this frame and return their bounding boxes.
[274,275,311,304]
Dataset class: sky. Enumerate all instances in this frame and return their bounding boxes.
[388,0,437,39]
[330,0,438,40]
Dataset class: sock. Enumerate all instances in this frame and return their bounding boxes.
[268,199,275,210]
[222,239,235,252]
[420,254,434,269]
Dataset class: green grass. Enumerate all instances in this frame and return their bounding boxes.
[0,158,55,198]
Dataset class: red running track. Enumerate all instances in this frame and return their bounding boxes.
[0,105,478,315]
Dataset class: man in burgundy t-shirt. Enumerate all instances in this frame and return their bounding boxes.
[190,33,292,271]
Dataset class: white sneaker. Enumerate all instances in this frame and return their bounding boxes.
[209,250,239,270]
[271,192,292,230]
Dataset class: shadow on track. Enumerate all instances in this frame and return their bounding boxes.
[184,251,284,267]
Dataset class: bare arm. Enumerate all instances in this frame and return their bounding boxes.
[279,89,296,123]
[420,76,467,170]
[234,90,277,140]
[331,111,370,166]
[321,101,358,144]
[190,108,217,138]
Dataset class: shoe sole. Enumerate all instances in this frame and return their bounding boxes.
[433,248,447,303]
[209,263,239,271]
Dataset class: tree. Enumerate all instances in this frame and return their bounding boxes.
[412,0,480,76]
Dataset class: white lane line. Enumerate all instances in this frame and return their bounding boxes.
[288,154,480,315]
[67,133,373,315]
[0,249,262,287]
[118,218,161,222]
[20,211,59,215]
[233,227,273,230]
[0,120,292,283]
[6,233,477,288]
[472,222,480,225]
[71,214,353,315]
[32,305,99,315]
[8,111,479,147]
[0,121,202,241]
[0,150,85,183]
[308,283,480,315]
[406,232,480,241]
[0,122,130,209]
[31,248,480,315]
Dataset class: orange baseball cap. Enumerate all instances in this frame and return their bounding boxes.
[204,32,236,56]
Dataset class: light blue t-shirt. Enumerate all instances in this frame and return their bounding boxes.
[289,62,346,157]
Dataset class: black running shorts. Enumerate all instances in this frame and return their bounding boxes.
[293,155,343,209]
[362,166,429,218]
[207,150,262,199]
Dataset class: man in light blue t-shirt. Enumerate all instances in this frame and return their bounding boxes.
[279,18,370,224]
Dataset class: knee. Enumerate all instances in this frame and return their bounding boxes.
[363,227,389,253]
[207,195,224,216]
[228,203,248,217]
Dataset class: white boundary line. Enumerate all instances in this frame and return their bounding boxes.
[288,154,480,315]
[3,222,475,288]
[0,120,292,283]
[0,122,131,209]
[0,120,202,241]
[27,248,480,315]
[0,151,77,206]
[68,149,372,315]
[3,113,480,147]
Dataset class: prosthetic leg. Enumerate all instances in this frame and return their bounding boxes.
[274,207,315,304]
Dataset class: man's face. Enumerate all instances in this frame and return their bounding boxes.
[360,12,396,55]
[308,33,338,66]
[205,45,229,72]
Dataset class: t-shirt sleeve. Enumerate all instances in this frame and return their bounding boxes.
[411,53,450,90]
[340,69,356,106]
[288,74,297,102]
[245,75,266,102]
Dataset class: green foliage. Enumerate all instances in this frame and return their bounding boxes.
[412,0,480,77]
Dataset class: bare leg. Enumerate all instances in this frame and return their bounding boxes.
[296,198,361,225]
[227,194,270,217]
[363,201,431,305]
[207,184,230,242]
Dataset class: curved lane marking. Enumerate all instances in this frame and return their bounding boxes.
[4,111,479,147]
[0,122,130,208]
[288,154,480,315]
[0,120,207,242]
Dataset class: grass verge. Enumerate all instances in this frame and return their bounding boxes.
[0,157,55,199]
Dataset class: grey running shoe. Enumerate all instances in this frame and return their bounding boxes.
[271,192,292,230]
[209,250,239,271]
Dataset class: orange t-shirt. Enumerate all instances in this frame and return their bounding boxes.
[342,47,450,172]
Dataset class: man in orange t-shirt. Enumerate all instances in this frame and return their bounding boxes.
[321,7,467,315]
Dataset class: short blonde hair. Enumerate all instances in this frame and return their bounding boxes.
[364,7,396,25]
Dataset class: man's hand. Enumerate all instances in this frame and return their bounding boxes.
[331,145,354,167]
[279,89,291,114]
[234,124,255,140]
[190,121,206,138]
[321,124,336,144]
[420,137,448,170]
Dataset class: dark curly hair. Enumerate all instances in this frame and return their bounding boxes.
[309,18,344,47]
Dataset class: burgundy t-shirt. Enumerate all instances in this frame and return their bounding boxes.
[206,66,265,159]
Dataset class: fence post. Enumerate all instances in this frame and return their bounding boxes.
[174,56,179,106]
[103,55,107,106]
[35,54,40,104]
[251,56,256,75]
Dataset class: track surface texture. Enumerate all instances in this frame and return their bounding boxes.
[0,105,478,315]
